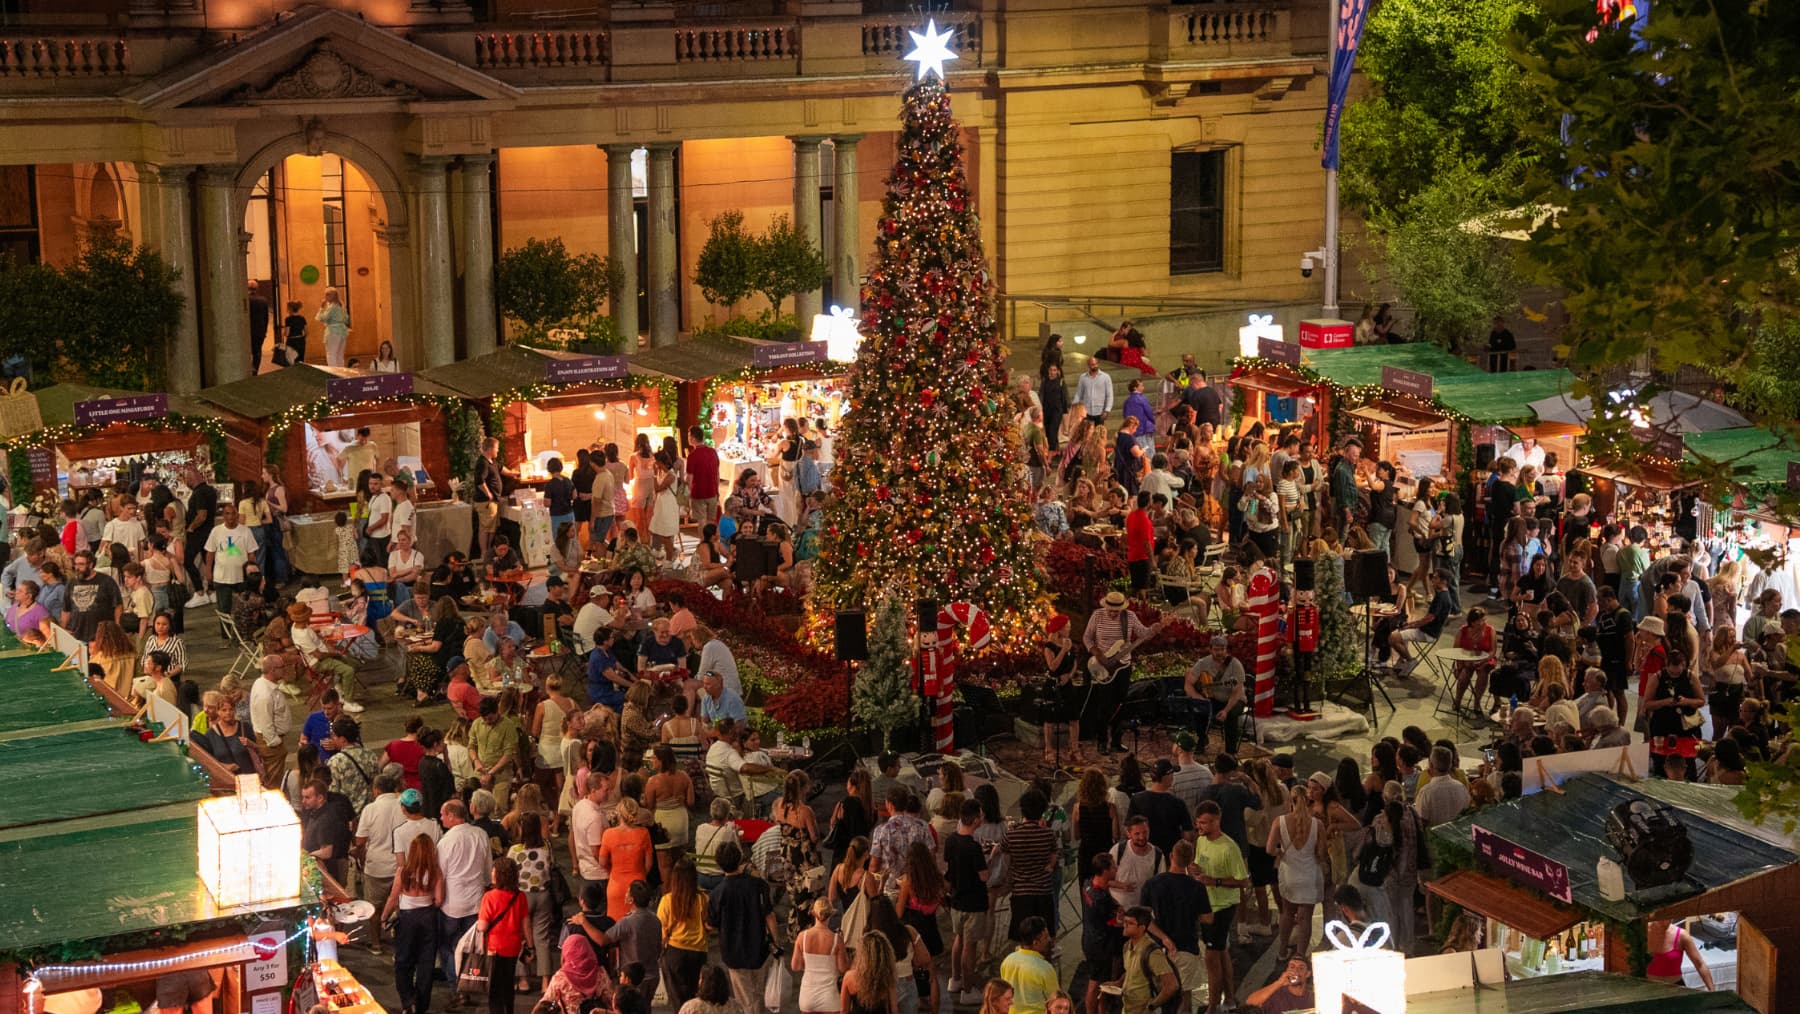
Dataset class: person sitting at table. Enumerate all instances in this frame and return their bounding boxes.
[295,577,333,617]
[693,522,731,588]
[403,595,466,705]
[637,616,687,673]
[541,576,576,636]
[666,590,697,641]
[5,578,52,645]
[1160,538,1209,624]
[625,569,657,619]
[1488,607,1543,709]
[289,602,364,713]
[738,728,786,809]
[430,552,478,602]
[621,680,658,764]
[337,581,383,662]
[1213,565,1243,619]
[382,579,431,644]
[493,635,530,686]
[587,636,634,713]
[698,670,747,736]
[754,522,798,595]
[1449,606,1496,714]
[726,469,775,530]
[570,585,612,654]
[483,611,528,654]
[446,663,483,720]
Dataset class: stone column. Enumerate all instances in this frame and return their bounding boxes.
[415,156,457,367]
[196,165,249,386]
[645,143,680,348]
[603,144,640,343]
[147,164,202,394]
[459,153,497,357]
[830,135,863,310]
[790,135,825,325]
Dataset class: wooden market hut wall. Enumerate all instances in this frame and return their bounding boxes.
[197,365,458,514]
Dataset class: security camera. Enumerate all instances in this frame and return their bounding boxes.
[1300,255,1315,279]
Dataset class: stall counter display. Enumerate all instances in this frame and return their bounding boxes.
[499,495,553,568]
[285,500,473,576]
[710,377,847,470]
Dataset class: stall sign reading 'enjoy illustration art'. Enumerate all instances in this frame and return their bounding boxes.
[544,355,629,385]
[1258,337,1301,365]
[74,394,167,427]
[1473,825,1572,903]
[327,372,413,403]
[26,446,53,484]
[752,341,830,369]
[1380,366,1433,399]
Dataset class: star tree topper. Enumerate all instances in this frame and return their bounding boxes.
[904,19,959,81]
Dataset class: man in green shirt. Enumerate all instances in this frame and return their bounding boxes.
[469,696,520,809]
[1193,800,1249,1014]
[1115,907,1179,1014]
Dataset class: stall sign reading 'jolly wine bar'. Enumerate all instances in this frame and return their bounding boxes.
[1473,825,1572,903]
[327,372,413,403]
[74,394,168,427]
[544,355,629,385]
[1258,337,1302,365]
[753,341,830,369]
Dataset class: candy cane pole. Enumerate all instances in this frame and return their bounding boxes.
[1245,562,1282,718]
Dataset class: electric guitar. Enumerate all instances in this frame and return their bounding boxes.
[1086,620,1167,685]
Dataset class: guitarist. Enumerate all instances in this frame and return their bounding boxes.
[1083,591,1163,755]
[1184,634,1248,754]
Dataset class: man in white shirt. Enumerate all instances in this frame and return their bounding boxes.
[1502,437,1546,474]
[203,502,259,616]
[571,587,613,653]
[388,476,418,542]
[1108,817,1164,909]
[289,603,363,713]
[391,788,442,865]
[249,655,294,790]
[697,633,741,696]
[364,477,395,560]
[568,777,610,894]
[1074,357,1114,423]
[1168,732,1213,812]
[354,773,406,953]
[435,799,494,982]
[1413,746,1471,826]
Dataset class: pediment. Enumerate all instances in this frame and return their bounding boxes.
[125,4,520,111]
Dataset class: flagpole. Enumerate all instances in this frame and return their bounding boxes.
[1323,0,1341,318]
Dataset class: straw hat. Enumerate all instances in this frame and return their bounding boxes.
[1636,615,1666,637]
[1101,591,1129,610]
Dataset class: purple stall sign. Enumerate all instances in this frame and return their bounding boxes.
[1473,825,1571,903]
[752,341,829,369]
[26,446,54,485]
[75,394,167,427]
[327,372,414,403]
[544,355,629,385]
[1380,366,1433,399]
[1788,460,1800,492]
[1257,337,1301,365]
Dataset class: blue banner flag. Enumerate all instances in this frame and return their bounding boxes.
[1320,0,1371,170]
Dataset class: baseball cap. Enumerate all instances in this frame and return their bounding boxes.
[399,788,422,807]
[1152,759,1177,781]
[1271,754,1295,771]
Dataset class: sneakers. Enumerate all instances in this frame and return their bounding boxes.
[342,701,366,714]
[956,991,983,1007]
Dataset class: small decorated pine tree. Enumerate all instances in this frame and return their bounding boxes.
[851,589,917,750]
[1312,555,1361,685]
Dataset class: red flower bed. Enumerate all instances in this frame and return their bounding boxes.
[1044,539,1126,609]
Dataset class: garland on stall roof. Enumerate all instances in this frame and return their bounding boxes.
[698,362,850,422]
[8,449,30,497]
[1230,354,1496,427]
[1,413,226,454]
[264,393,473,480]
[490,373,682,429]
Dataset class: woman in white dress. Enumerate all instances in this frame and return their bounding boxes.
[649,451,680,559]
[770,417,804,527]
[317,288,350,367]
[1266,783,1326,961]
[791,897,845,1014]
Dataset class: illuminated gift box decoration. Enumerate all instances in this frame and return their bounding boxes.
[811,306,865,364]
[197,775,302,908]
[1238,313,1286,358]
[1313,921,1406,1014]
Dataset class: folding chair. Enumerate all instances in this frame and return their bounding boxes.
[217,613,259,684]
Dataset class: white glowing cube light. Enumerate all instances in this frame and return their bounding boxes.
[1313,921,1406,1014]
[197,775,302,909]
[1239,313,1286,358]
[811,306,864,364]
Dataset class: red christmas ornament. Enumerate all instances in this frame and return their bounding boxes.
[920,389,936,406]
[876,485,891,501]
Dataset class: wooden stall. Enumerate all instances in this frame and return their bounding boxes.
[15,384,224,500]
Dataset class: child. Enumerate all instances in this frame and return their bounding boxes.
[281,300,307,365]
[333,511,357,576]
[613,963,648,1014]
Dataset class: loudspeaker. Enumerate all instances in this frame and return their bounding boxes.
[1292,557,1315,592]
[1347,549,1389,600]
[732,538,771,582]
[1605,799,1692,889]
[1474,443,1497,471]
[834,610,869,662]
[916,599,940,631]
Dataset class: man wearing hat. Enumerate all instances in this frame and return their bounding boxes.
[1184,635,1247,754]
[289,602,363,713]
[1084,591,1161,755]
[390,787,442,869]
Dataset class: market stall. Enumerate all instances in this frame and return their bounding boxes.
[632,336,848,494]
[6,384,226,504]
[1427,772,1797,1011]
[1684,427,1800,612]
[1226,339,1321,436]
[199,365,470,574]
[422,344,678,565]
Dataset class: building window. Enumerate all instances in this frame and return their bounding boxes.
[1170,150,1225,275]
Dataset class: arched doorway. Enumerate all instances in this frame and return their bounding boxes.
[237,131,411,373]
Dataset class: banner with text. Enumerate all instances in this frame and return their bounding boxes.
[74,394,168,427]
[1321,0,1372,170]
[1473,825,1572,903]
[1381,366,1433,400]
[1257,337,1301,365]
[752,341,830,369]
[327,372,413,403]
[545,354,629,385]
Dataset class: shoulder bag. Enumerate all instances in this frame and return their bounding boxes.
[458,891,520,996]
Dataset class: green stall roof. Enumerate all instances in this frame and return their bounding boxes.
[1302,343,1484,389]
[198,364,460,421]
[1435,368,1580,424]
[0,654,111,735]
[1432,773,1798,923]
[0,724,210,831]
[1684,426,1800,493]
[627,335,760,380]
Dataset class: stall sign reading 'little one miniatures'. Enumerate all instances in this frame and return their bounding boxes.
[1380,366,1433,400]
[327,372,413,403]
[753,341,830,369]
[1473,825,1572,903]
[74,394,168,427]
[544,355,629,385]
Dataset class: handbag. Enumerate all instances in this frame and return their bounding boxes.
[1355,834,1395,887]
[456,933,492,997]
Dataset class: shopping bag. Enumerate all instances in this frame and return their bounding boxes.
[456,930,491,997]
[762,957,792,1013]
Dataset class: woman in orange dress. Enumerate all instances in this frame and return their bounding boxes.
[599,796,654,920]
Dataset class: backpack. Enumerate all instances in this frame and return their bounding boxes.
[1354,834,1395,887]
[1137,940,1182,1014]
[1111,840,1167,879]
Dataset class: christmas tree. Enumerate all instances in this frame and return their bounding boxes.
[808,26,1048,652]
[1312,554,1361,685]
